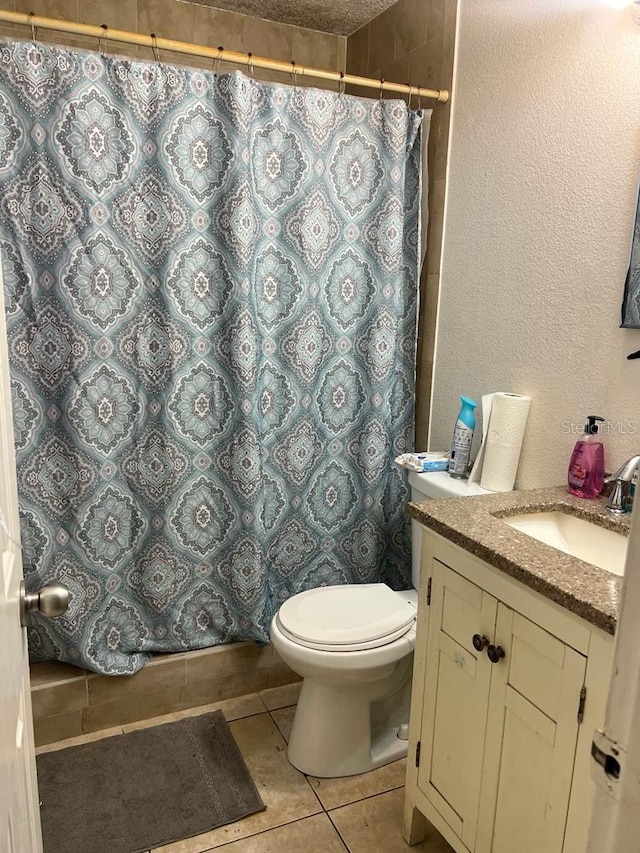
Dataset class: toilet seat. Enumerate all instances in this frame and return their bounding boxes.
[276,583,416,652]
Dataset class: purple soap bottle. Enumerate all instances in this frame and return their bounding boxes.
[568,415,605,498]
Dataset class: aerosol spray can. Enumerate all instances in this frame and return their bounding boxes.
[448,396,477,479]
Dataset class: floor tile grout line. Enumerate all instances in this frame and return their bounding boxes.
[40,705,273,752]
[326,809,352,852]
[39,704,286,757]
[35,725,126,756]
[303,769,328,812]
[266,707,328,813]
[264,706,408,816]
[124,705,271,732]
[35,683,293,750]
[325,780,407,815]
[196,812,337,853]
[303,772,328,812]
[261,700,298,713]
[266,707,292,737]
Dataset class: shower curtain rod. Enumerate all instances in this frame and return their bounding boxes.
[0,9,449,103]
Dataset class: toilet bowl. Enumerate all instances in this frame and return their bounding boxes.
[270,469,490,778]
[271,583,417,777]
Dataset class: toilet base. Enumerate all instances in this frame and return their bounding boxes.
[286,654,413,778]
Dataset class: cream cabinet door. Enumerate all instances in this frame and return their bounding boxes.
[476,605,587,853]
[417,559,497,850]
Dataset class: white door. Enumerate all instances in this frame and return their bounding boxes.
[587,499,640,852]
[0,272,43,852]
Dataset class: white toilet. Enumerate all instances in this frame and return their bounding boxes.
[270,470,489,778]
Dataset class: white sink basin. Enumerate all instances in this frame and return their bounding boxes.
[503,511,628,576]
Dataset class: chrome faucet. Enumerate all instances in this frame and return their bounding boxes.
[604,455,640,514]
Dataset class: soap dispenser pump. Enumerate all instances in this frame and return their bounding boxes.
[568,415,605,498]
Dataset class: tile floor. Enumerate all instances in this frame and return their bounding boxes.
[36,682,454,853]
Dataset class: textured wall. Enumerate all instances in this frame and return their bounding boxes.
[346,0,457,449]
[429,0,640,488]
[191,0,397,37]
[0,0,345,85]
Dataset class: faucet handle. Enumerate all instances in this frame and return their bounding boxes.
[605,455,640,513]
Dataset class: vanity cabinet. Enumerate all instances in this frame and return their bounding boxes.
[403,529,614,853]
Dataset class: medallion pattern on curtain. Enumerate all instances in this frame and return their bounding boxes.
[0,41,422,674]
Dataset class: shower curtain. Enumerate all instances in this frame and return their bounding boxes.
[1,41,423,674]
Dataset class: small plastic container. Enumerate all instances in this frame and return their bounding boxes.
[567,415,605,498]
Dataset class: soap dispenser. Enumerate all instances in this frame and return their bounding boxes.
[568,415,605,498]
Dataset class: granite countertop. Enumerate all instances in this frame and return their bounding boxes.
[407,486,631,635]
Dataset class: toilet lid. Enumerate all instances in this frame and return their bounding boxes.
[277,583,416,649]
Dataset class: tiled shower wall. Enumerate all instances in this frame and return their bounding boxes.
[0,0,346,86]
[31,641,299,745]
[346,0,457,448]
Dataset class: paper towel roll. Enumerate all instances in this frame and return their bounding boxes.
[480,393,531,492]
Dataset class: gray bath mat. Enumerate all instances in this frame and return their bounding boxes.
[37,710,266,853]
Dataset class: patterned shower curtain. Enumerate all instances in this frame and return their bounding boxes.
[0,41,422,674]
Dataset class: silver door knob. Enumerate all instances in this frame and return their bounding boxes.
[19,580,70,627]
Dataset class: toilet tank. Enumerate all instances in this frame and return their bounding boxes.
[408,471,490,590]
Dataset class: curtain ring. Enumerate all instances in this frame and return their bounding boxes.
[29,11,37,41]
[290,60,297,88]
[247,51,254,78]
[379,77,384,99]
[338,71,345,97]
[99,23,108,56]
[213,45,223,72]
[407,83,413,110]
[150,33,160,63]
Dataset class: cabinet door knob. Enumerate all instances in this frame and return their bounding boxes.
[487,644,506,664]
[472,634,489,652]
